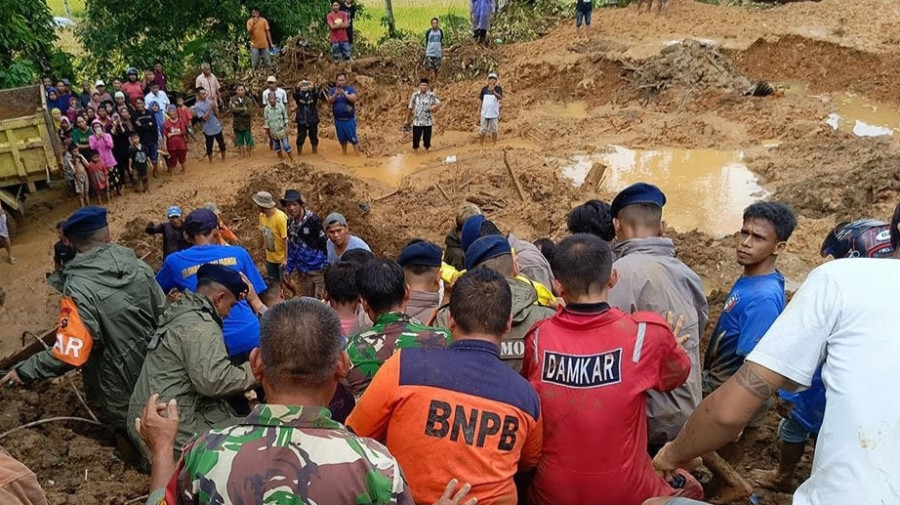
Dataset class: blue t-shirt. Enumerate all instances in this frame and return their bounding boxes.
[192,100,223,136]
[326,235,370,265]
[703,271,785,387]
[779,366,825,434]
[156,244,267,356]
[329,86,357,121]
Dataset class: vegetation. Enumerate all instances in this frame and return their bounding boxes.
[0,0,63,88]
[76,0,331,80]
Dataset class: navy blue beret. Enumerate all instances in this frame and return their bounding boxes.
[466,235,511,270]
[460,214,486,252]
[196,263,248,299]
[63,206,108,237]
[610,182,667,217]
[398,241,442,268]
[184,208,219,231]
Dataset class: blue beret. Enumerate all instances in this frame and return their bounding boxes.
[196,264,248,299]
[63,206,108,237]
[466,235,511,270]
[460,214,486,252]
[184,208,219,231]
[610,182,667,217]
[398,241,442,268]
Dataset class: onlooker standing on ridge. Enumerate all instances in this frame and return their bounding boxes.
[328,73,360,155]
[195,63,223,108]
[229,84,255,158]
[264,92,294,161]
[424,18,444,82]
[479,73,502,146]
[327,1,352,63]
[292,79,323,154]
[406,78,442,153]
[339,0,357,46]
[247,7,274,68]
[192,87,227,163]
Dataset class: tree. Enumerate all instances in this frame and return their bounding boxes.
[0,0,57,89]
[77,0,330,83]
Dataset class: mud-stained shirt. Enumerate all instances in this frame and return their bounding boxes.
[346,312,451,398]
[163,404,413,505]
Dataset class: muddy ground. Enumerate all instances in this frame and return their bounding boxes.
[3,0,900,502]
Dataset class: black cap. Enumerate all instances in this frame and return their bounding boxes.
[63,206,108,237]
[610,182,667,217]
[280,189,304,206]
[397,241,442,268]
[197,264,248,299]
[184,208,219,232]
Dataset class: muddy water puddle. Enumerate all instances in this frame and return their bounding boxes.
[317,134,538,186]
[778,82,900,137]
[563,146,768,237]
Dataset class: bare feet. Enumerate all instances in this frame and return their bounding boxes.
[749,469,797,493]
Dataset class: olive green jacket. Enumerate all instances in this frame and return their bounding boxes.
[127,291,257,464]
[16,243,167,426]
[432,277,555,372]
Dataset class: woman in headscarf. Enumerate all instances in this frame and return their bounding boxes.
[89,120,123,195]
[65,96,79,123]
[50,108,62,130]
[58,116,74,149]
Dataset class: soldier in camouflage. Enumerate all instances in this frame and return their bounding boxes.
[2,207,167,432]
[134,298,438,505]
[126,264,259,466]
[345,259,451,397]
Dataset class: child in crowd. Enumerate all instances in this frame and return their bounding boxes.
[66,143,91,207]
[128,133,151,193]
[87,152,111,204]
[0,207,15,264]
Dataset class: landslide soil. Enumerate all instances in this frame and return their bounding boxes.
[3,0,900,502]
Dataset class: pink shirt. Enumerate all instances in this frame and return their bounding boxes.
[88,131,116,168]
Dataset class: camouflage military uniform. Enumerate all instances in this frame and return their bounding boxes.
[346,312,450,397]
[127,291,257,466]
[151,404,414,505]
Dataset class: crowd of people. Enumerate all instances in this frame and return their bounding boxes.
[2,174,899,505]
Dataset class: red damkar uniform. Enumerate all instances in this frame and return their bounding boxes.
[522,302,701,505]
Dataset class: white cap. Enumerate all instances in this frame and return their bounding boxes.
[488,72,498,79]
[95,79,106,87]
[266,75,277,83]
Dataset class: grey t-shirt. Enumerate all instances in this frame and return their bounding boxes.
[192,99,222,136]
[425,29,443,58]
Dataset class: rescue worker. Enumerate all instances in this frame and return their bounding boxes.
[443,203,481,271]
[521,234,702,505]
[607,183,708,450]
[347,268,543,505]
[145,205,190,258]
[397,240,443,324]
[155,208,268,359]
[2,207,167,433]
[567,199,616,242]
[345,259,450,397]
[433,235,554,371]
[126,264,259,466]
[135,298,424,504]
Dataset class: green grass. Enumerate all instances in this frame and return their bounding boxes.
[355,0,468,41]
[46,0,86,18]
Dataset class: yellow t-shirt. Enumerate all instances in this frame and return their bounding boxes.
[247,17,270,49]
[259,209,288,264]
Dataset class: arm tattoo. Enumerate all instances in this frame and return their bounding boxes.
[733,363,779,401]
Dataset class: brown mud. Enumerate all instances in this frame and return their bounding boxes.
[3,0,900,502]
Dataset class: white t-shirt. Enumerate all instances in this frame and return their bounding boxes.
[262,87,288,106]
[747,258,900,505]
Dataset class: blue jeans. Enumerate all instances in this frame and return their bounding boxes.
[778,417,813,444]
[331,41,351,62]
[662,499,712,505]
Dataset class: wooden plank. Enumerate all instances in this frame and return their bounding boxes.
[0,328,55,370]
